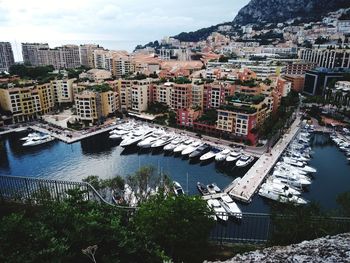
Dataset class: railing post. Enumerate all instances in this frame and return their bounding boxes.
[55,181,60,202]
[24,178,31,203]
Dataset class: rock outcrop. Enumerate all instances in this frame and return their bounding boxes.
[206,233,350,263]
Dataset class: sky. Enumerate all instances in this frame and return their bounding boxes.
[0,0,250,61]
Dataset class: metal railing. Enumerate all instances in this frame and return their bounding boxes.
[1,175,350,244]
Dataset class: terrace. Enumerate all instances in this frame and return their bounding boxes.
[226,93,266,105]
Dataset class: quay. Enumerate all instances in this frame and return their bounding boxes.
[225,117,302,203]
[29,124,119,144]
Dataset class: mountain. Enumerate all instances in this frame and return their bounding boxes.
[234,0,350,25]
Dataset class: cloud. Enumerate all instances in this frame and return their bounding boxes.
[0,0,250,60]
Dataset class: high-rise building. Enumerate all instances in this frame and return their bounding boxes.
[79,44,102,68]
[0,42,15,72]
[300,48,350,69]
[51,78,75,104]
[21,43,49,66]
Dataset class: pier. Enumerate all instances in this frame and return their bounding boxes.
[225,117,302,203]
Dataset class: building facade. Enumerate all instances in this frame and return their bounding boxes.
[0,42,15,72]
[300,48,350,69]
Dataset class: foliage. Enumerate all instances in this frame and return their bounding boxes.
[336,192,350,217]
[127,72,147,80]
[198,109,218,125]
[0,189,164,263]
[227,93,266,105]
[134,194,214,262]
[67,66,89,79]
[9,64,55,79]
[147,102,169,114]
[90,83,112,93]
[218,56,229,63]
[172,77,191,84]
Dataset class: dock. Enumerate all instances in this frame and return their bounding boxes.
[30,124,119,144]
[225,117,302,203]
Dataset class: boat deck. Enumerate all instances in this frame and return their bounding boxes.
[225,117,302,203]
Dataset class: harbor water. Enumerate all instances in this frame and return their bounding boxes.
[0,131,349,213]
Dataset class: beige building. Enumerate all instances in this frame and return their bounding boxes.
[79,69,112,82]
[79,44,103,68]
[131,79,150,113]
[0,84,54,123]
[51,78,75,104]
[169,83,192,110]
[191,84,204,109]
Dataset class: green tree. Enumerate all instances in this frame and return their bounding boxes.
[134,194,214,262]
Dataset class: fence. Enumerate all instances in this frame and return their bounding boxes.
[1,175,350,244]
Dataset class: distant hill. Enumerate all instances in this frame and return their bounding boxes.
[234,0,350,25]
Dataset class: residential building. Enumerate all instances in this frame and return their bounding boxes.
[51,78,75,104]
[0,84,54,123]
[79,44,102,68]
[169,83,192,110]
[21,43,49,66]
[191,84,204,109]
[0,42,15,72]
[283,75,305,92]
[75,88,118,125]
[177,108,201,127]
[79,69,112,82]
[130,79,150,113]
[285,62,316,75]
[242,65,285,80]
[153,83,171,105]
[300,48,350,69]
[204,82,235,109]
[303,68,345,96]
[118,79,133,111]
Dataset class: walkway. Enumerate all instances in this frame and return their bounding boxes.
[225,117,302,203]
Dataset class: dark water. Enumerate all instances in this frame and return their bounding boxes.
[0,131,349,213]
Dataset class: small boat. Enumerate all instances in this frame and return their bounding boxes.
[200,148,221,162]
[173,181,185,196]
[215,149,231,162]
[137,129,165,148]
[226,150,241,163]
[207,199,229,221]
[181,141,202,156]
[236,155,254,168]
[23,135,55,147]
[219,194,242,219]
[173,139,194,153]
[207,183,221,194]
[197,182,210,196]
[189,143,210,159]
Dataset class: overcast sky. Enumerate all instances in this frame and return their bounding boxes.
[0,0,249,60]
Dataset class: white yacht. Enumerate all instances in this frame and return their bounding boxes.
[258,188,308,205]
[137,129,165,148]
[109,125,135,140]
[20,132,41,141]
[151,134,176,148]
[181,141,202,156]
[200,148,221,162]
[236,155,254,168]
[219,194,242,219]
[207,183,221,194]
[271,172,311,186]
[173,139,194,154]
[120,128,153,148]
[215,149,231,162]
[226,150,241,163]
[207,199,229,221]
[260,182,301,196]
[163,136,186,151]
[282,157,317,173]
[173,181,185,196]
[23,135,55,147]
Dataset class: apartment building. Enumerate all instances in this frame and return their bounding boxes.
[0,84,54,123]
[204,82,235,109]
[0,42,15,72]
[177,108,201,127]
[22,43,49,66]
[131,79,150,113]
[191,84,204,109]
[79,69,112,82]
[285,62,316,75]
[75,88,118,125]
[79,44,103,68]
[21,43,80,69]
[283,75,305,92]
[243,65,285,80]
[169,84,192,110]
[118,79,133,111]
[51,78,75,104]
[153,83,171,105]
[300,48,350,69]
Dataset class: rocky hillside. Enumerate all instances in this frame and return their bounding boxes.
[234,0,350,25]
[205,233,350,263]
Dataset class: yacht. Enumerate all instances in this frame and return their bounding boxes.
[215,149,231,162]
[271,172,311,186]
[206,183,221,194]
[20,132,41,141]
[109,125,134,140]
[173,139,194,154]
[189,143,210,159]
[219,194,242,219]
[181,141,202,156]
[23,135,55,147]
[137,129,165,148]
[207,199,229,221]
[226,150,241,163]
[197,182,210,196]
[260,182,301,196]
[151,134,176,148]
[163,136,186,151]
[236,155,254,168]
[173,181,185,196]
[120,129,153,148]
[200,148,221,162]
[258,188,308,205]
[282,157,317,173]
